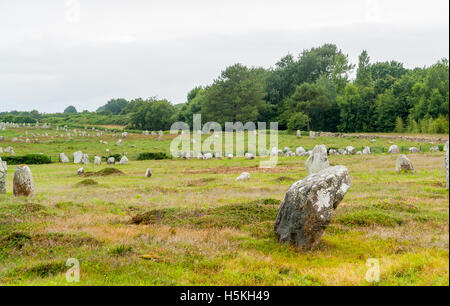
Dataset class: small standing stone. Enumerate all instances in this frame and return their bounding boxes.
[73,151,83,164]
[81,154,90,164]
[13,165,34,197]
[94,156,102,165]
[0,158,7,194]
[388,145,400,154]
[346,146,356,155]
[59,153,70,163]
[145,168,152,178]
[236,172,250,181]
[77,167,85,175]
[119,156,129,165]
[396,155,414,173]
[305,145,330,175]
[296,130,301,138]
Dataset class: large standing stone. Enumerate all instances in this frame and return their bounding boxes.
[13,165,34,197]
[119,156,129,165]
[396,155,414,173]
[274,166,351,249]
[388,145,400,154]
[73,151,83,164]
[59,153,70,163]
[305,145,330,175]
[0,158,7,194]
[309,131,315,139]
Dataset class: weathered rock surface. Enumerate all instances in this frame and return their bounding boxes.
[94,156,101,165]
[409,147,420,153]
[81,154,90,164]
[0,158,7,194]
[236,172,250,181]
[346,146,356,155]
[296,147,306,156]
[274,166,351,249]
[245,153,255,160]
[73,151,83,164]
[305,145,330,175]
[388,145,400,154]
[13,165,34,197]
[119,156,129,165]
[396,155,414,173]
[59,153,70,163]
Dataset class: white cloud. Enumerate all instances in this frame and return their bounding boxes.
[0,0,448,112]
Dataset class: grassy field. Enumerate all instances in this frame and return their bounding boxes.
[0,128,448,285]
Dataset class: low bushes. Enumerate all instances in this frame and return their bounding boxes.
[0,154,52,165]
[137,152,171,160]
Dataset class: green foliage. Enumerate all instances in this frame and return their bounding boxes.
[97,98,128,114]
[287,112,309,131]
[63,105,77,114]
[137,152,171,160]
[0,154,52,165]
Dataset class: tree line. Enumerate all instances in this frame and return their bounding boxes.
[1,44,448,134]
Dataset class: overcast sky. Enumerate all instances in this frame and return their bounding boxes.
[0,0,448,113]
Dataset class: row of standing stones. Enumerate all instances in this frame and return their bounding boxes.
[1,141,448,249]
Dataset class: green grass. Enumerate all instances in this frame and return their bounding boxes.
[0,127,448,285]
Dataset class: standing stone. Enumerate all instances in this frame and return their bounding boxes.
[77,167,85,175]
[81,154,90,164]
[145,168,152,178]
[296,130,301,138]
[116,139,123,146]
[73,151,83,164]
[362,147,371,155]
[296,147,306,156]
[396,155,414,173]
[245,153,255,160]
[409,147,420,153]
[107,157,115,165]
[59,153,70,163]
[388,145,400,154]
[236,172,250,181]
[0,158,7,194]
[227,154,234,159]
[94,156,101,165]
[119,156,129,165]
[204,153,213,160]
[13,165,34,197]
[305,145,330,175]
[346,146,356,155]
[274,166,351,249]
[309,131,315,139]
